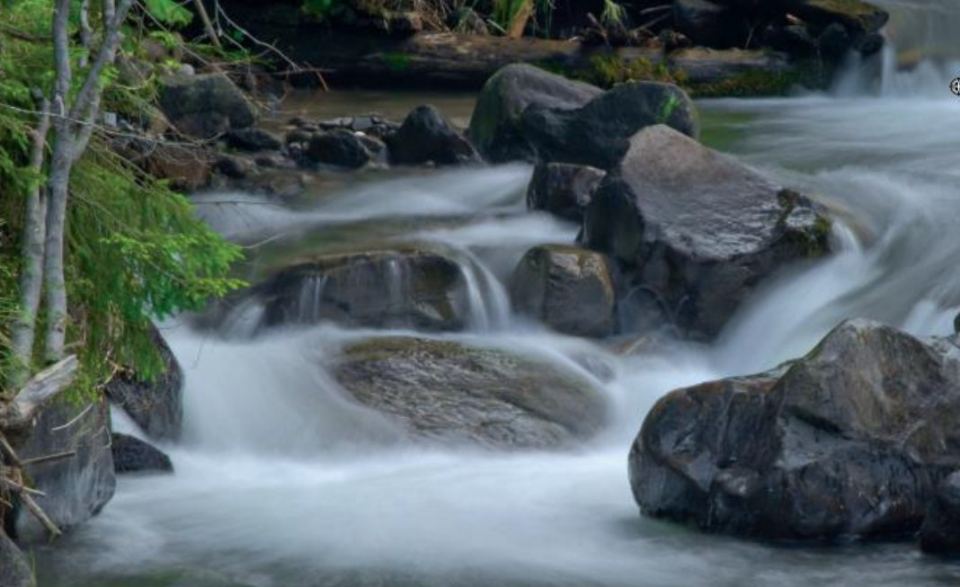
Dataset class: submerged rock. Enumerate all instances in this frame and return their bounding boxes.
[510,245,617,338]
[0,533,33,587]
[526,162,605,222]
[250,247,472,333]
[111,433,174,475]
[468,63,602,163]
[13,397,115,542]
[584,125,830,338]
[387,105,479,166]
[332,336,607,449]
[105,325,184,441]
[631,319,960,541]
[158,73,258,139]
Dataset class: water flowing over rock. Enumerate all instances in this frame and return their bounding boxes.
[387,105,480,166]
[158,73,258,139]
[13,398,115,542]
[526,162,605,222]
[332,336,607,449]
[105,325,184,441]
[583,124,830,338]
[467,63,602,163]
[246,247,473,333]
[519,81,699,169]
[631,319,960,541]
[111,433,174,475]
[0,533,33,587]
[510,245,617,338]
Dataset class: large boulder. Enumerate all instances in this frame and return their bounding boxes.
[792,0,889,36]
[583,125,830,338]
[158,73,258,139]
[331,336,607,449]
[0,533,33,587]
[510,245,617,338]
[526,162,605,222]
[111,433,174,475]
[105,326,183,441]
[13,397,116,542]
[519,81,699,169]
[467,64,602,163]
[920,471,960,556]
[387,105,479,166]
[631,319,960,541]
[247,247,472,333]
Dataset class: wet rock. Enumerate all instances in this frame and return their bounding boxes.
[387,105,479,166]
[0,533,33,587]
[250,247,472,333]
[526,162,605,222]
[583,125,830,338]
[115,138,215,191]
[305,129,375,169]
[105,325,184,441]
[13,397,115,542]
[215,154,255,179]
[158,73,258,139]
[332,336,607,449]
[631,319,960,541]
[519,81,699,169]
[225,127,283,152]
[468,63,602,163]
[920,471,960,556]
[510,245,617,338]
[794,0,889,37]
[111,433,174,475]
[674,0,743,48]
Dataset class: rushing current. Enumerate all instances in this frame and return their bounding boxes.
[38,6,960,587]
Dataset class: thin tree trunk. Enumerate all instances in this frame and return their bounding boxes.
[9,100,51,385]
[193,0,221,48]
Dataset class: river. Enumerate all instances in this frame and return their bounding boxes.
[36,5,960,585]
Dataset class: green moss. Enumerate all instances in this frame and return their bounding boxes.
[382,51,412,72]
[690,63,825,98]
[548,54,687,89]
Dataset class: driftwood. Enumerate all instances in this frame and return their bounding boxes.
[0,354,80,539]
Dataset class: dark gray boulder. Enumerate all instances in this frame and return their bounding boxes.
[631,319,960,541]
[13,397,116,543]
[158,73,258,139]
[111,433,174,475]
[305,129,376,169]
[527,162,605,222]
[0,533,33,587]
[387,105,479,166]
[920,471,960,556]
[332,336,607,449]
[510,245,617,338]
[467,63,602,163]
[583,125,830,338]
[249,247,472,333]
[105,325,183,441]
[519,81,699,170]
[225,127,283,152]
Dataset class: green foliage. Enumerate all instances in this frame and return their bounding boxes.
[600,0,625,28]
[144,0,194,27]
[0,0,244,395]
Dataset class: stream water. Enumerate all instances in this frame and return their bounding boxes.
[36,5,960,586]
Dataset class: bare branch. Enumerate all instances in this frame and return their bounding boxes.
[0,356,79,430]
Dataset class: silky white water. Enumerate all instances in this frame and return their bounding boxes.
[38,15,960,587]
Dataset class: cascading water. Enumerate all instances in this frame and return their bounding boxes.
[37,8,960,585]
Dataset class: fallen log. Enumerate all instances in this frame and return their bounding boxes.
[0,355,78,431]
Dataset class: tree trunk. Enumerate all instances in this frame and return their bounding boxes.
[10,101,51,385]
